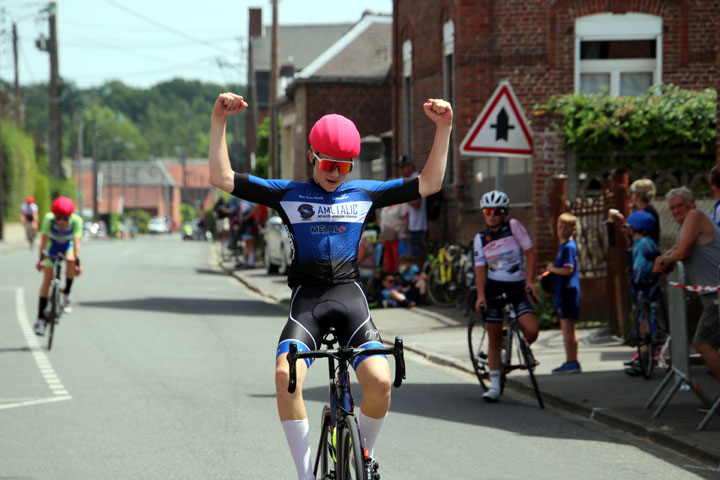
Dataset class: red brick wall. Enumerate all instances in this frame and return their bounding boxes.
[304,83,391,141]
[394,0,718,250]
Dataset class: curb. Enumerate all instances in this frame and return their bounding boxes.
[221,260,720,467]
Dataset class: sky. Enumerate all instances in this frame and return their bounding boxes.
[0,0,392,90]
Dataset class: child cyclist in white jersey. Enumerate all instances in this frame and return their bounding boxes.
[473,190,538,402]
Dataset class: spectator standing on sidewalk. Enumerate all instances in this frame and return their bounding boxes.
[377,200,408,274]
[399,156,428,261]
[653,186,720,382]
[612,179,660,245]
[545,213,582,374]
[710,165,720,228]
[623,210,661,376]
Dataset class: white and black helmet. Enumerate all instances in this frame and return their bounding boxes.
[480,190,510,209]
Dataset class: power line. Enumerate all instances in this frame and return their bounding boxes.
[101,0,235,56]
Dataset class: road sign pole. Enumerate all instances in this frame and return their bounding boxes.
[497,157,505,192]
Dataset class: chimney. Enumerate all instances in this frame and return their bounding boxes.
[249,8,262,37]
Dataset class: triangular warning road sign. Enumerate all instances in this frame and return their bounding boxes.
[460,80,533,157]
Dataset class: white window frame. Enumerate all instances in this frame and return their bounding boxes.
[443,20,455,184]
[402,40,413,155]
[575,13,662,96]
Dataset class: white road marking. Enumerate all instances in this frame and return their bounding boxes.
[0,287,72,410]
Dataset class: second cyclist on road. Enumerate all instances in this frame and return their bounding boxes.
[33,197,84,336]
[473,190,538,403]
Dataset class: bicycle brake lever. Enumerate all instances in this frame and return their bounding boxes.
[392,337,406,388]
[287,342,298,393]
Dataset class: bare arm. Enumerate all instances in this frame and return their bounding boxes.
[524,247,537,297]
[546,262,573,276]
[474,265,487,312]
[35,235,48,271]
[417,99,453,198]
[209,93,248,193]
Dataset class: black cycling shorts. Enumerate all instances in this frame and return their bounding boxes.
[276,282,384,370]
[483,279,535,323]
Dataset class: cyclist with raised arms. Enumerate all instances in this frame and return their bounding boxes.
[33,197,84,335]
[209,92,452,479]
[473,190,538,402]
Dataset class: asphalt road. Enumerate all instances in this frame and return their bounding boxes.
[0,236,712,479]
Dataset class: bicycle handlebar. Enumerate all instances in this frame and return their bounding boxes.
[287,337,406,393]
[41,251,66,261]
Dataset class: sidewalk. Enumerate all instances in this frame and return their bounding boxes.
[0,222,31,254]
[226,264,720,467]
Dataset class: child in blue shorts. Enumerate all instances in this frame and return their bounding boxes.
[546,213,582,374]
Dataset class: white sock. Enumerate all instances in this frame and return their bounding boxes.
[489,370,501,391]
[359,410,386,458]
[281,419,314,480]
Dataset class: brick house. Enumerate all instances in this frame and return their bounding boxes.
[392,0,719,265]
[278,14,393,181]
[73,158,214,229]
[245,8,353,174]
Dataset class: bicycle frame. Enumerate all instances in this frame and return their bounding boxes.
[287,330,405,479]
[44,252,66,350]
[468,288,544,408]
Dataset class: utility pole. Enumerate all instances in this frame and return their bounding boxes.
[92,134,99,221]
[38,2,63,181]
[0,98,4,240]
[269,0,279,178]
[12,23,21,123]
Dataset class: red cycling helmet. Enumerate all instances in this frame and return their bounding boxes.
[308,114,361,159]
[26,196,35,204]
[51,196,74,217]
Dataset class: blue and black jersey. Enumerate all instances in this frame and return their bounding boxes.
[231,173,420,288]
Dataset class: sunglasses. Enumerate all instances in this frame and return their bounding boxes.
[483,208,505,217]
[56,216,69,221]
[313,151,353,175]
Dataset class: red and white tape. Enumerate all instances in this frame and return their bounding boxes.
[669,281,720,292]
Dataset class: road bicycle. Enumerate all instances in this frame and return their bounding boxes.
[287,328,406,480]
[25,221,36,249]
[43,251,67,350]
[628,286,663,379]
[467,288,544,408]
[220,220,245,264]
[426,243,463,307]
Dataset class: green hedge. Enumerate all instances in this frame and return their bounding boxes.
[2,120,38,221]
[538,84,717,171]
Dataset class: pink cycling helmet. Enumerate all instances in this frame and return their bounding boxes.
[26,196,35,204]
[308,114,361,159]
[51,196,74,217]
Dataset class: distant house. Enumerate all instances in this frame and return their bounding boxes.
[246,8,352,175]
[73,158,215,229]
[278,14,393,181]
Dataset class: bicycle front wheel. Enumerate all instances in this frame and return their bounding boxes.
[467,316,490,391]
[336,415,366,480]
[639,335,654,379]
[427,262,458,307]
[516,331,544,409]
[47,285,59,350]
[314,406,334,479]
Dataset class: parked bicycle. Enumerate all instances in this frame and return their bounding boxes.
[467,288,544,408]
[628,286,663,379]
[287,328,406,480]
[426,243,462,307]
[43,251,67,350]
[220,220,245,264]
